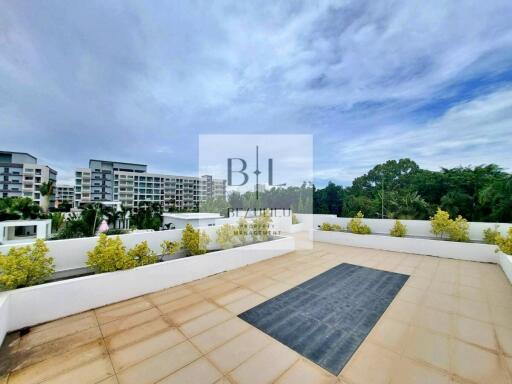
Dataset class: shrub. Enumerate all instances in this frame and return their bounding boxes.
[160,240,181,257]
[251,213,273,241]
[128,241,158,266]
[0,239,54,290]
[236,218,249,245]
[181,224,210,255]
[448,216,470,242]
[87,234,135,273]
[430,208,470,242]
[292,213,299,225]
[483,226,500,245]
[430,208,452,239]
[331,224,343,231]
[495,228,512,255]
[216,224,238,249]
[347,211,371,234]
[320,223,333,231]
[390,220,407,237]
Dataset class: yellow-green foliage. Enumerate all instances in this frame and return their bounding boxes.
[347,211,371,234]
[320,223,333,231]
[216,224,237,249]
[236,218,249,245]
[181,224,210,255]
[390,220,407,237]
[331,224,343,231]
[0,239,54,290]
[292,213,299,225]
[128,241,158,266]
[449,216,470,242]
[430,208,452,239]
[495,228,512,255]
[251,213,273,241]
[430,209,470,242]
[160,240,181,256]
[87,234,135,273]
[483,226,500,245]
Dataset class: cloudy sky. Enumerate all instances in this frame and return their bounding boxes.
[1,0,512,186]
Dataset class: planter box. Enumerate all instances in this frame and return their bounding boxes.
[0,236,295,344]
[312,230,498,263]
[288,223,306,233]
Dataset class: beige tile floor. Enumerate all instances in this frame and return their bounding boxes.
[1,235,512,384]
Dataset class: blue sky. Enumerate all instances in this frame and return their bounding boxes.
[1,1,511,186]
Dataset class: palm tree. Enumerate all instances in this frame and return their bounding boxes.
[119,204,131,229]
[103,206,121,229]
[38,181,54,213]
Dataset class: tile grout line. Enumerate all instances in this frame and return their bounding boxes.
[92,309,120,384]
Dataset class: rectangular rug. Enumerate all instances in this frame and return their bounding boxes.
[238,263,409,375]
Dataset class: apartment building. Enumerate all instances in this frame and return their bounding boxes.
[74,159,226,210]
[0,151,57,208]
[55,184,74,207]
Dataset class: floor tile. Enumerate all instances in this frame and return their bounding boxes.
[158,357,222,384]
[403,327,450,371]
[207,328,271,373]
[229,342,299,384]
[19,315,98,349]
[369,317,411,354]
[390,357,450,384]
[7,340,107,384]
[110,328,185,371]
[451,339,509,384]
[96,300,153,325]
[166,301,218,325]
[116,341,200,384]
[340,342,399,384]
[39,357,114,384]
[105,318,170,351]
[275,359,336,384]
[100,308,161,337]
[453,316,496,351]
[179,308,233,338]
[190,317,250,354]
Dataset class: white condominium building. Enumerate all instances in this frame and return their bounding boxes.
[74,159,226,210]
[55,184,74,207]
[0,151,57,208]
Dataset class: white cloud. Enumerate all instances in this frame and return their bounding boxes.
[317,87,512,184]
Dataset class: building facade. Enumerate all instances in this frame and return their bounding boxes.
[55,184,74,207]
[0,151,57,208]
[74,159,226,210]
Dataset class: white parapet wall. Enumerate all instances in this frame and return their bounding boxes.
[312,230,498,262]
[298,214,511,242]
[0,236,295,344]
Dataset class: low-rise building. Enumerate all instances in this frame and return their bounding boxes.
[0,151,57,208]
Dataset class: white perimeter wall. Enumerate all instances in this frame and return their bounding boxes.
[0,215,295,272]
[0,236,295,342]
[0,226,236,272]
[297,214,511,242]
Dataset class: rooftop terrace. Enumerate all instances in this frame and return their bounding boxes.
[1,234,512,384]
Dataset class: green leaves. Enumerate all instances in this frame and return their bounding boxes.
[86,234,158,273]
[347,211,371,234]
[0,239,54,290]
[430,208,469,242]
[390,220,407,237]
[495,228,512,255]
[181,224,210,256]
